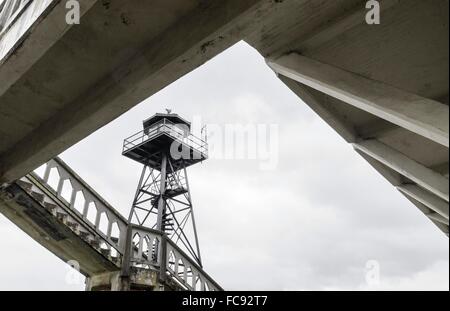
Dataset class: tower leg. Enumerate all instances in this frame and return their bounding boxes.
[183,164,202,267]
[156,153,168,231]
[126,152,203,269]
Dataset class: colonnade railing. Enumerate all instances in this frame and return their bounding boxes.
[12,157,221,291]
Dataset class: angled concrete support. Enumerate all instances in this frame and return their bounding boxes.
[276,65,448,237]
[404,195,450,234]
[397,184,449,219]
[427,213,449,226]
[267,53,449,147]
[0,0,97,96]
[353,139,449,202]
[0,0,273,183]
[278,75,357,142]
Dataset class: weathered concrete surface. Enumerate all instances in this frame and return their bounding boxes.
[258,0,448,235]
[0,0,448,235]
[0,162,203,291]
[0,0,98,94]
[0,183,118,276]
[0,0,279,183]
[267,53,449,146]
[85,271,122,291]
[85,268,179,291]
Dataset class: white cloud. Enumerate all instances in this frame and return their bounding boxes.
[321,260,450,291]
[373,260,449,291]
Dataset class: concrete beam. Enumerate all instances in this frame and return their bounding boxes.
[278,75,357,142]
[0,183,119,276]
[430,220,449,236]
[277,69,448,236]
[0,0,274,183]
[430,162,449,179]
[356,149,449,233]
[397,184,449,219]
[295,0,399,54]
[354,149,402,186]
[427,212,449,226]
[357,120,401,140]
[353,139,449,202]
[279,73,449,232]
[403,191,449,236]
[267,53,449,147]
[0,0,97,96]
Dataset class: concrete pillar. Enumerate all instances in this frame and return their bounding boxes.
[84,268,167,291]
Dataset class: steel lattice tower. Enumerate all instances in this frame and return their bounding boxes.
[122,112,207,266]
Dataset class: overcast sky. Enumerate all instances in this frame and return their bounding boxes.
[0,42,448,291]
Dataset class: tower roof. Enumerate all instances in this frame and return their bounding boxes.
[143,113,191,129]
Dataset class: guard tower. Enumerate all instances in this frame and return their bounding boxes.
[122,112,208,267]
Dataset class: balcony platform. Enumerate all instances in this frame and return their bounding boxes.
[123,125,207,172]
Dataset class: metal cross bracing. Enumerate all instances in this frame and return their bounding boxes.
[129,155,203,267]
[123,112,208,270]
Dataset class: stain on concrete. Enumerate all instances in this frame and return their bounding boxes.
[102,0,111,10]
[200,40,215,54]
[120,13,131,26]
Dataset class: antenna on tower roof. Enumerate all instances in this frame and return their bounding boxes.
[165,108,172,114]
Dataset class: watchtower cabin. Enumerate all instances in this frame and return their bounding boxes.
[122,113,208,172]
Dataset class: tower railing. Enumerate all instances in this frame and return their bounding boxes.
[129,225,223,291]
[123,118,208,157]
[31,157,128,256]
[165,238,222,291]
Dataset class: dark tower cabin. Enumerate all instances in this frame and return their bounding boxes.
[122,113,207,172]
